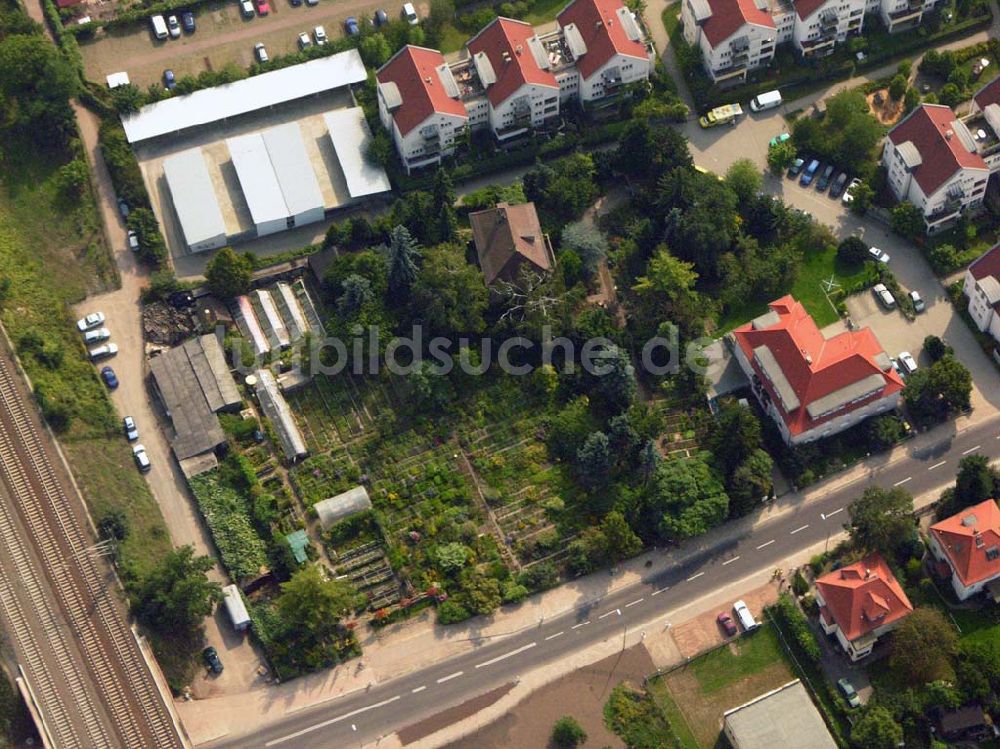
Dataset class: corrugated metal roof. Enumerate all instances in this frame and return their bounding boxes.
[228,133,288,228]
[121,50,367,143]
[324,109,392,199]
[262,122,324,218]
[162,148,227,250]
[255,369,307,461]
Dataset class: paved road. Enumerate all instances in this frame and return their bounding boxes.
[208,417,1000,749]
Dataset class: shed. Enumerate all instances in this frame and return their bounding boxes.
[285,529,310,565]
[221,584,251,632]
[106,71,131,89]
[314,486,372,529]
[723,680,837,749]
[162,148,228,253]
[227,133,288,237]
[254,369,308,462]
[323,108,392,199]
[262,123,325,229]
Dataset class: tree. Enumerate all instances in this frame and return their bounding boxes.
[614,119,692,181]
[601,510,642,561]
[577,432,612,490]
[366,129,394,169]
[55,159,90,200]
[337,274,374,316]
[561,221,608,279]
[889,74,907,100]
[949,454,1000,513]
[729,449,774,515]
[848,180,874,215]
[904,86,921,112]
[890,608,958,684]
[767,139,798,175]
[923,334,949,362]
[551,716,587,748]
[939,82,964,108]
[657,167,739,279]
[431,168,457,243]
[725,158,763,204]
[891,200,925,239]
[384,225,421,297]
[435,542,471,573]
[851,706,903,749]
[847,485,914,557]
[865,414,904,450]
[631,246,701,338]
[110,83,146,114]
[276,564,356,636]
[205,246,253,299]
[358,33,391,67]
[588,345,637,413]
[410,243,488,334]
[707,401,762,476]
[97,509,129,542]
[643,457,729,541]
[131,545,221,634]
[792,90,882,173]
[837,236,869,266]
[904,354,972,420]
[0,34,78,141]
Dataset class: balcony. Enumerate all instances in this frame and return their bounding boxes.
[711,63,748,82]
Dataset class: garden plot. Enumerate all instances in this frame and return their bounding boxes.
[324,512,400,610]
[659,408,699,459]
[286,373,394,453]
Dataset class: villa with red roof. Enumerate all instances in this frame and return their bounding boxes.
[815,554,913,660]
[730,296,904,445]
[681,0,777,83]
[930,499,1000,601]
[963,243,1000,349]
[883,104,993,234]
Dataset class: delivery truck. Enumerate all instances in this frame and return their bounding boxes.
[699,103,743,128]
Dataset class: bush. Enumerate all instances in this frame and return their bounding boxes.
[99,120,149,210]
[923,334,951,362]
[437,599,472,624]
[126,208,168,268]
[791,569,810,596]
[551,716,587,748]
[517,561,559,592]
[768,593,821,663]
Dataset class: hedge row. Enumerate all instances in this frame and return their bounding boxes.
[41,0,85,77]
[768,593,822,663]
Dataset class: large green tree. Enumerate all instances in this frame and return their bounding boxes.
[561,222,608,279]
[577,431,612,491]
[643,456,729,540]
[903,354,972,421]
[385,225,422,297]
[431,168,457,243]
[725,158,763,204]
[409,243,488,335]
[890,607,958,684]
[131,545,221,634]
[205,247,253,299]
[601,510,642,561]
[0,33,78,141]
[657,168,739,279]
[851,706,904,749]
[847,485,915,557]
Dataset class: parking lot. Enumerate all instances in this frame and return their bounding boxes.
[79,0,426,88]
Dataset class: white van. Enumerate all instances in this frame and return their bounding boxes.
[150,14,168,40]
[749,89,782,112]
[733,600,759,631]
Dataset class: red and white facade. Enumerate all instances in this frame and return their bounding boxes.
[929,499,1000,601]
[681,0,777,83]
[963,243,1000,350]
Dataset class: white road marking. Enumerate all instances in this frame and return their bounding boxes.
[437,671,464,683]
[756,540,775,550]
[651,586,669,596]
[625,598,644,608]
[893,477,912,487]
[962,445,982,455]
[475,643,536,669]
[571,621,590,630]
[265,696,401,746]
[790,524,809,534]
[598,609,621,620]
[686,572,705,582]
[823,507,844,519]
[722,556,740,566]
[544,631,564,641]
[929,460,947,470]
[411,686,426,694]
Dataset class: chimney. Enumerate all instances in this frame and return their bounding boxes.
[946,129,953,140]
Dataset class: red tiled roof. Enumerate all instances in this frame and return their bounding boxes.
[469,202,553,284]
[968,242,1000,282]
[815,554,913,642]
[376,46,468,137]
[974,76,1000,112]
[467,17,558,108]
[701,0,775,47]
[557,0,649,80]
[930,499,1000,589]
[795,0,831,20]
[731,296,904,438]
[888,105,988,196]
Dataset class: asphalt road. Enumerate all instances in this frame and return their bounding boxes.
[209,417,1000,749]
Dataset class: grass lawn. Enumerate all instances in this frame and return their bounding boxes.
[525,0,570,26]
[647,678,700,749]
[688,626,786,692]
[436,23,468,54]
[661,1,681,38]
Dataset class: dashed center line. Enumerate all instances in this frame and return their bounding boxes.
[598,609,621,620]
[411,686,426,694]
[651,586,669,596]
[790,524,809,534]
[625,598,644,608]
[475,643,536,669]
[571,621,590,630]
[722,556,740,566]
[756,540,775,550]
[437,671,464,683]
[893,477,912,487]
[545,631,564,641]
[686,572,705,582]
[822,507,844,519]
[265,696,401,746]
[929,460,947,470]
[962,445,982,455]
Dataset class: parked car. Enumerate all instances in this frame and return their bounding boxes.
[717,612,737,637]
[873,283,896,309]
[891,357,905,379]
[343,17,358,35]
[83,327,110,345]
[373,7,388,25]
[117,197,130,218]
[815,164,835,191]
[289,0,302,6]
[799,159,820,186]
[163,69,176,90]
[100,365,119,389]
[909,289,925,313]
[401,1,418,23]
[837,678,861,708]
[842,177,862,205]
[240,0,255,18]
[181,11,195,31]
[305,0,318,7]
[133,443,151,472]
[254,42,269,62]
[256,0,269,15]
[127,229,140,251]
[868,246,890,264]
[166,14,181,37]
[77,311,106,331]
[90,343,119,361]
[297,31,311,49]
[898,351,918,374]
[829,172,848,198]
[787,158,804,178]
[169,290,195,309]
[733,600,759,631]
[768,132,790,147]
[315,24,329,43]
[203,646,224,673]
[123,416,139,442]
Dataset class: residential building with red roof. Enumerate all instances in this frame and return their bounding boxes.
[468,202,555,285]
[972,75,1000,114]
[929,499,1000,601]
[681,0,778,83]
[376,46,470,173]
[815,554,913,660]
[963,243,1000,350]
[789,0,866,58]
[883,104,992,234]
[730,295,904,445]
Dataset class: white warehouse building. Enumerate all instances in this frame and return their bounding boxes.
[161,148,227,252]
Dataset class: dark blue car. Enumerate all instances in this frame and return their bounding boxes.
[101,366,119,389]
[344,16,359,35]
[799,159,820,187]
[373,8,387,25]
[163,69,176,90]
[181,11,195,31]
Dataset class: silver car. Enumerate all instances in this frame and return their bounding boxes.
[873,283,896,309]
[254,42,268,62]
[88,343,118,361]
[76,311,105,332]
[83,327,111,345]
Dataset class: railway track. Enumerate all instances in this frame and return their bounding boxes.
[0,351,184,749]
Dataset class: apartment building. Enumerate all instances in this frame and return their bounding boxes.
[962,243,1000,349]
[929,499,1000,602]
[681,0,778,83]
[790,0,866,58]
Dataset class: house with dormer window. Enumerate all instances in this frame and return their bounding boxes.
[930,499,1000,601]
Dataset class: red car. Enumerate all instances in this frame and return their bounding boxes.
[717,612,737,637]
[255,0,269,14]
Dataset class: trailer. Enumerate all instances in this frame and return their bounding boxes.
[699,103,743,128]
[222,584,251,632]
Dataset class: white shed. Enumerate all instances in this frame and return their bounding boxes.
[227,133,288,237]
[222,584,251,632]
[262,123,325,229]
[162,148,228,253]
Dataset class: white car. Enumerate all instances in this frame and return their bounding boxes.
[401,2,418,23]
[873,283,896,309]
[297,31,311,49]
[733,600,759,631]
[167,14,181,38]
[842,177,862,205]
[127,229,140,252]
[254,42,268,62]
[123,416,139,442]
[868,246,890,264]
[898,351,918,374]
[313,25,327,44]
[83,327,111,345]
[133,444,151,472]
[88,343,118,361]
[240,0,255,17]
[77,311,105,331]
[909,290,925,313]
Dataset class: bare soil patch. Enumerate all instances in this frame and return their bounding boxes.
[866,90,905,126]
